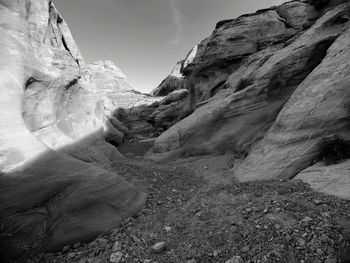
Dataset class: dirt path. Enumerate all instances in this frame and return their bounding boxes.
[21,154,350,263]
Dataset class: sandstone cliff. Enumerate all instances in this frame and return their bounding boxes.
[0,0,147,260]
[147,0,350,199]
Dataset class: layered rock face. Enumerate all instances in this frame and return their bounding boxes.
[0,0,146,260]
[148,0,350,198]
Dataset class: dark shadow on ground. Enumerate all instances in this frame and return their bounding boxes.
[0,131,146,262]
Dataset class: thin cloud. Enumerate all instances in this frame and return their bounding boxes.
[170,0,182,44]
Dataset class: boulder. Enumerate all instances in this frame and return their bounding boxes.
[160,89,189,105]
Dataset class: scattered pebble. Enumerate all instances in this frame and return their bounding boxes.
[164,226,172,232]
[110,252,123,263]
[297,238,306,247]
[112,241,122,252]
[151,242,166,253]
[241,246,250,253]
[225,255,243,263]
[324,257,337,263]
[62,245,70,253]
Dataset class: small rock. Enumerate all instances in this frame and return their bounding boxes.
[301,216,313,223]
[73,242,81,249]
[275,224,281,230]
[314,199,322,205]
[151,242,166,253]
[324,257,337,263]
[241,246,250,253]
[285,234,292,242]
[112,241,122,252]
[96,238,108,244]
[131,235,140,243]
[67,252,76,259]
[320,233,330,243]
[110,252,123,263]
[186,260,197,263]
[213,250,219,257]
[164,226,172,232]
[89,241,98,247]
[263,208,269,214]
[62,245,70,253]
[297,238,306,247]
[322,212,331,218]
[225,255,243,263]
[92,256,106,263]
[126,153,134,158]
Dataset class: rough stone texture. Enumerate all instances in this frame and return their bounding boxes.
[150,90,190,129]
[114,89,190,141]
[80,60,159,116]
[150,1,348,156]
[294,161,350,199]
[235,22,350,182]
[276,1,318,29]
[0,0,146,260]
[151,45,197,97]
[148,0,350,198]
[151,61,186,97]
[78,60,162,145]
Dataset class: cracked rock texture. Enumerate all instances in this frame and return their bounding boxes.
[147,0,350,199]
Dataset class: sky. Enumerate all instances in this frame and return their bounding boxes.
[55,0,287,93]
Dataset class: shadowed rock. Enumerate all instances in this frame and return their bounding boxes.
[235,21,350,182]
[0,0,146,260]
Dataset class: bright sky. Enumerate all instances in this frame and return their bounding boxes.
[55,0,287,93]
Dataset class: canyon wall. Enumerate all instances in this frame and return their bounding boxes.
[0,0,146,260]
[147,0,350,199]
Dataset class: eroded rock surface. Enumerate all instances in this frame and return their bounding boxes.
[0,0,146,260]
[147,0,350,198]
[235,23,350,182]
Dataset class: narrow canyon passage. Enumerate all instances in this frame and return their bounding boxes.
[1,0,350,262]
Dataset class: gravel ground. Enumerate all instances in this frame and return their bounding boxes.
[19,156,350,263]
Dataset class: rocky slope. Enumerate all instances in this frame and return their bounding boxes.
[19,156,350,263]
[147,0,350,199]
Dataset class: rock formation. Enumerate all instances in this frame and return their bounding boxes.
[2,0,350,260]
[151,45,197,97]
[147,0,350,199]
[151,61,187,97]
[0,0,146,260]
